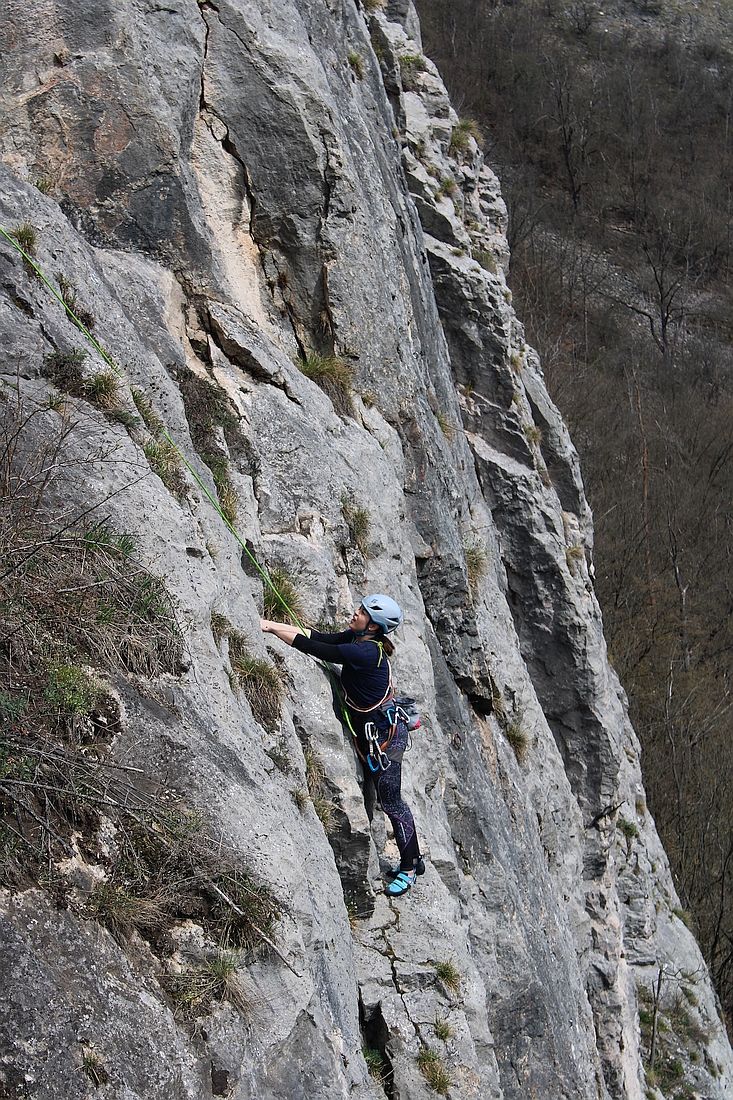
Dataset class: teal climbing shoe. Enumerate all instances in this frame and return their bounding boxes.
[386,868,417,896]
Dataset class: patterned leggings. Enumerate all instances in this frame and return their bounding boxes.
[352,714,420,871]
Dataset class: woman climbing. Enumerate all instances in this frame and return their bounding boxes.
[260,594,423,897]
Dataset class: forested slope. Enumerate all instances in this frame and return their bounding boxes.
[416,0,733,1036]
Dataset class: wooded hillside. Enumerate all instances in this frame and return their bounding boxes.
[416,0,733,1035]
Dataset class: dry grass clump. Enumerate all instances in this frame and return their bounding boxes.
[363,1046,390,1084]
[263,566,306,625]
[450,117,483,154]
[131,388,164,434]
[42,351,127,418]
[11,222,37,254]
[298,354,354,417]
[348,52,364,78]
[170,364,256,523]
[417,1047,451,1094]
[81,1049,109,1087]
[399,53,428,90]
[434,959,461,992]
[505,718,529,762]
[87,806,280,952]
[304,743,337,834]
[209,615,284,731]
[471,247,498,274]
[434,1015,453,1041]
[224,628,283,732]
[464,540,488,588]
[57,273,96,331]
[168,951,256,1019]
[341,495,371,556]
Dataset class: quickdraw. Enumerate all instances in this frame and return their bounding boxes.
[365,720,392,772]
[359,699,418,772]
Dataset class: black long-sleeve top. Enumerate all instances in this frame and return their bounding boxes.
[291,628,391,710]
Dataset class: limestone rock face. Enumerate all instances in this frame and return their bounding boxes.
[0,3,731,1100]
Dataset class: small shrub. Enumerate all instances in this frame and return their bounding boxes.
[617,818,639,841]
[42,349,87,394]
[363,1047,388,1082]
[131,388,164,435]
[348,52,364,79]
[523,423,542,445]
[11,222,37,255]
[451,247,466,257]
[263,566,306,625]
[505,719,528,762]
[45,663,102,717]
[341,495,371,556]
[362,0,385,9]
[436,177,457,198]
[450,117,483,155]
[298,354,353,417]
[35,176,54,195]
[434,959,461,992]
[417,1047,451,1094]
[434,1015,453,1041]
[471,248,497,274]
[399,53,428,90]
[672,907,693,929]
[81,1048,109,1087]
[465,540,488,588]
[88,371,120,409]
[143,439,187,498]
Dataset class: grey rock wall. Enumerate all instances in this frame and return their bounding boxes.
[0,2,731,1099]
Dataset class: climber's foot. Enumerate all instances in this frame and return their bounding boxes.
[386,868,417,896]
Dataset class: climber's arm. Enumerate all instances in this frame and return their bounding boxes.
[259,619,310,645]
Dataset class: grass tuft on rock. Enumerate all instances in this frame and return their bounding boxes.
[228,631,283,731]
[263,566,306,625]
[465,540,488,588]
[505,718,529,762]
[434,959,461,992]
[298,354,354,417]
[417,1047,451,1094]
[341,495,371,556]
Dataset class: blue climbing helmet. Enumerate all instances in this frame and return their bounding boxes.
[361,593,403,634]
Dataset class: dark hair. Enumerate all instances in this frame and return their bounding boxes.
[377,628,395,657]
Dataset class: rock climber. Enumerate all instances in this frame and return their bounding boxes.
[260,594,424,896]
